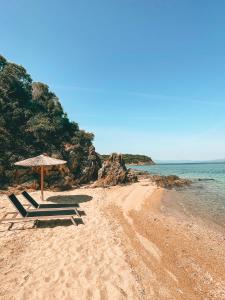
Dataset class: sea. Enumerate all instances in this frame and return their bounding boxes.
[130,163,225,228]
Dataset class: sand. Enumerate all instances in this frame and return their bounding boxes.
[0,178,225,300]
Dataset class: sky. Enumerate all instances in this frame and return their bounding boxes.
[1,0,225,160]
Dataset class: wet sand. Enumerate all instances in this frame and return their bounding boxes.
[0,179,225,299]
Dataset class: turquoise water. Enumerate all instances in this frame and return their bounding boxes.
[130,163,225,227]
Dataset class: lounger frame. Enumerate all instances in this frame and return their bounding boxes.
[0,211,77,226]
[0,194,80,230]
[22,191,80,217]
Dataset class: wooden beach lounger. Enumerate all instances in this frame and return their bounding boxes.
[0,194,80,229]
[22,191,80,210]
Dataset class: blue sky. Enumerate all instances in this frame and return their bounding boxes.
[1,0,225,160]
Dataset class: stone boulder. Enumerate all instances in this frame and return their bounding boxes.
[79,145,102,184]
[64,144,102,184]
[93,153,137,187]
[43,145,102,189]
[150,175,192,189]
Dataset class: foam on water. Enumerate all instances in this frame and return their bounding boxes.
[130,163,225,227]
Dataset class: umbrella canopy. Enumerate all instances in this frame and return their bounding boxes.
[15,154,66,167]
[15,154,67,201]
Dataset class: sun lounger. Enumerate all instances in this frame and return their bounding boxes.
[22,191,80,210]
[0,194,80,228]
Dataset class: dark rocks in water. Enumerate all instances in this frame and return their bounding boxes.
[150,175,192,189]
[198,178,215,181]
[93,153,137,187]
[131,170,149,176]
[128,169,150,180]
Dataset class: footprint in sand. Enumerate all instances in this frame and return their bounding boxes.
[84,267,92,280]
[44,276,50,283]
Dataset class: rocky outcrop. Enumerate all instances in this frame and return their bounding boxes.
[150,175,192,189]
[45,165,74,191]
[48,145,102,189]
[79,145,102,184]
[93,153,137,187]
[6,145,102,193]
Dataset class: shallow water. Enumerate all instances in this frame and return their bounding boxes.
[130,163,225,227]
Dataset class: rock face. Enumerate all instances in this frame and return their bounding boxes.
[79,145,102,184]
[6,146,102,192]
[150,175,192,189]
[93,153,137,187]
[48,145,102,189]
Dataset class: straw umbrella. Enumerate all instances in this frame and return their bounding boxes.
[15,154,67,201]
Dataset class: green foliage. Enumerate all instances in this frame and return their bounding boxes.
[0,55,94,187]
[101,154,155,165]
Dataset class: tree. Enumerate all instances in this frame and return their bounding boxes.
[0,55,97,187]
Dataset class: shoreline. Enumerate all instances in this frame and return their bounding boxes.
[161,188,225,233]
[104,181,225,299]
[0,180,225,299]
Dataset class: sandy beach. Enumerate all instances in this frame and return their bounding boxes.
[1,179,225,300]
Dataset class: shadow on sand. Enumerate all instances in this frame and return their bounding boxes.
[46,194,93,205]
[36,217,85,228]
[0,195,91,231]
[0,217,85,232]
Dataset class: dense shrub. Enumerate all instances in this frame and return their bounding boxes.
[0,55,97,187]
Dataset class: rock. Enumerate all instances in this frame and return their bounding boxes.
[16,180,37,191]
[126,169,139,183]
[5,145,102,192]
[79,145,102,184]
[198,178,215,181]
[64,144,102,185]
[13,168,35,185]
[64,143,82,171]
[93,153,137,187]
[129,169,150,180]
[150,175,192,189]
[52,175,73,191]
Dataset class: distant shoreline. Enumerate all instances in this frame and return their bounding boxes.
[129,161,225,166]
[101,154,155,166]
[126,162,155,166]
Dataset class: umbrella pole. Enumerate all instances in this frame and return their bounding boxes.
[41,166,44,201]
